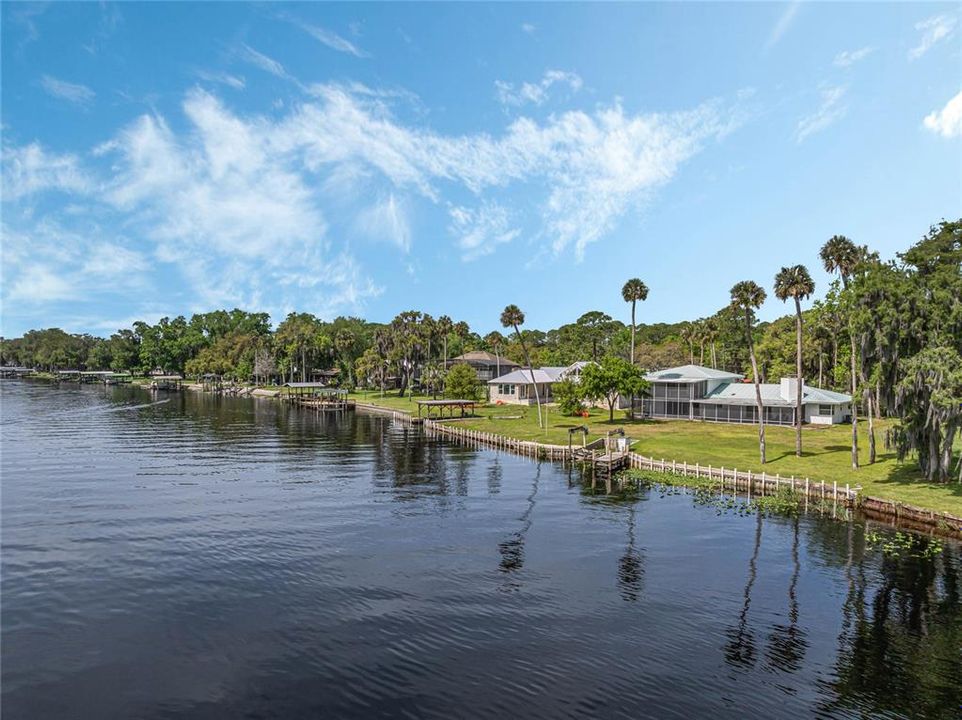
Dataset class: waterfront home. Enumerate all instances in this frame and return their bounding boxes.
[445,351,519,382]
[640,364,852,425]
[488,362,591,405]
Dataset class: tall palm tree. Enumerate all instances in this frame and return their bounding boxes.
[679,322,696,364]
[730,280,768,464]
[484,330,506,378]
[820,235,861,469]
[437,315,453,368]
[620,278,649,365]
[696,319,707,364]
[774,264,816,457]
[702,317,720,369]
[501,304,543,429]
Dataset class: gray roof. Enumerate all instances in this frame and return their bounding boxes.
[701,382,851,406]
[489,362,592,385]
[645,364,743,382]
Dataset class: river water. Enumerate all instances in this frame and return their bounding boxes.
[2,381,960,719]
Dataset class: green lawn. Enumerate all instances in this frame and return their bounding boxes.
[348,390,962,517]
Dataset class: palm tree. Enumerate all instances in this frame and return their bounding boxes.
[501,304,543,429]
[820,235,860,469]
[702,317,720,368]
[679,322,696,364]
[437,315,453,368]
[484,330,506,378]
[696,319,707,364]
[621,278,649,365]
[730,280,768,464]
[334,329,356,386]
[774,265,815,457]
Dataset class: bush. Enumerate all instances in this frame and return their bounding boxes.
[444,363,481,400]
[554,378,585,415]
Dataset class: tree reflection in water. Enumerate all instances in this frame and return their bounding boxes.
[618,503,644,602]
[498,463,541,587]
[725,512,763,669]
[766,515,809,673]
[824,534,962,719]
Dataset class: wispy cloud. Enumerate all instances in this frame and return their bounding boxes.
[909,14,957,60]
[280,12,369,57]
[833,46,874,68]
[765,1,801,50]
[796,85,847,143]
[298,22,368,57]
[40,75,95,106]
[449,203,520,262]
[239,44,289,79]
[4,81,741,320]
[195,70,246,90]
[923,90,962,139]
[495,70,582,108]
[521,23,536,35]
[356,194,411,252]
[2,143,92,199]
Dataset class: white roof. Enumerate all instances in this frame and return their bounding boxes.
[701,382,851,406]
[645,364,743,382]
[489,361,593,385]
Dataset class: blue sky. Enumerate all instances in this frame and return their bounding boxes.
[2,2,960,338]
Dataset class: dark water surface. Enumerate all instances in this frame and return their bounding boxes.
[2,381,960,719]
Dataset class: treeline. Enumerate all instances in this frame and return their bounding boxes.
[2,221,959,481]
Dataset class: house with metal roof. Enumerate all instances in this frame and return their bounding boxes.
[488,362,589,405]
[640,364,852,426]
[445,351,519,382]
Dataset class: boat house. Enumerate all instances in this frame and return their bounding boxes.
[640,364,852,426]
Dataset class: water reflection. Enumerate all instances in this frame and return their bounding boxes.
[2,381,961,720]
[726,513,763,669]
[498,464,540,583]
[766,516,808,673]
[617,504,644,602]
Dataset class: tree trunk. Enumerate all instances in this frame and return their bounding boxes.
[818,351,824,389]
[794,297,803,457]
[832,338,838,389]
[515,325,543,429]
[850,333,859,469]
[746,314,766,465]
[699,341,705,365]
[629,302,636,365]
[711,342,717,369]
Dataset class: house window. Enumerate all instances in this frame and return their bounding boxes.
[818,404,833,416]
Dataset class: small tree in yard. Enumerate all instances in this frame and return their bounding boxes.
[579,357,649,422]
[444,363,481,401]
[554,378,585,416]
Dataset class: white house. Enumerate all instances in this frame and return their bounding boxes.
[640,364,852,426]
[488,362,591,405]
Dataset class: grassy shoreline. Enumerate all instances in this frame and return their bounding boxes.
[348,389,962,517]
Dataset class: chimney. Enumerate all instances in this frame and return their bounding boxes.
[780,377,798,402]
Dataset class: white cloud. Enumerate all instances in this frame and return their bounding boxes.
[6,264,75,302]
[356,193,411,252]
[796,85,847,143]
[495,69,583,107]
[4,82,739,319]
[195,70,246,90]
[833,46,874,68]
[40,75,95,105]
[2,143,91,199]
[449,203,520,261]
[923,90,962,138]
[766,1,801,50]
[239,44,289,79]
[291,18,369,58]
[909,14,957,60]
[521,23,536,35]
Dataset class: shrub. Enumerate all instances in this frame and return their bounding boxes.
[444,363,481,400]
[554,378,585,415]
